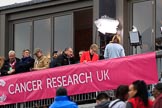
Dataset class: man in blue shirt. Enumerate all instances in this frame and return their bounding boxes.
[49,87,78,108]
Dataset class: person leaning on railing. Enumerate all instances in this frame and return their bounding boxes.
[16,49,35,73]
[0,56,8,76]
[5,50,20,75]
[80,44,99,63]
[32,48,49,71]
[0,50,20,76]
[55,47,75,67]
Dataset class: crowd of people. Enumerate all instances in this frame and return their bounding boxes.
[95,80,162,108]
[49,81,162,108]
[0,34,161,107]
[0,44,98,76]
[0,34,125,77]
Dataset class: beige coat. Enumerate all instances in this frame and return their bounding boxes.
[34,55,49,69]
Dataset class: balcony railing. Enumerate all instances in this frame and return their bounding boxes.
[1,50,162,108]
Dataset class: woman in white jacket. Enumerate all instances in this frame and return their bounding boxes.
[104,35,125,59]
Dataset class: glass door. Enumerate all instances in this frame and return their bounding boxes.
[132,0,154,54]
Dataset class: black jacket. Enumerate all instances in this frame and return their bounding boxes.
[16,56,35,73]
[0,63,9,76]
[1,58,20,75]
[50,58,57,68]
[95,101,110,108]
[55,52,75,67]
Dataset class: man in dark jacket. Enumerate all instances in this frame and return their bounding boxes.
[49,87,78,108]
[17,49,35,73]
[55,48,75,67]
[50,51,58,68]
[4,50,20,75]
[95,92,111,108]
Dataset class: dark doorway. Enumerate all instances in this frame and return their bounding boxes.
[74,9,93,62]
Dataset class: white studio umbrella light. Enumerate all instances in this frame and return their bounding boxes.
[0,0,32,7]
[94,15,119,34]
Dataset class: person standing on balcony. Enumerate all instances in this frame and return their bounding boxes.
[80,44,99,63]
[49,87,78,108]
[50,51,58,68]
[32,48,49,71]
[75,50,84,63]
[17,49,35,73]
[50,51,60,68]
[104,35,125,59]
[79,50,84,59]
[5,50,20,75]
[55,47,75,66]
[0,56,8,76]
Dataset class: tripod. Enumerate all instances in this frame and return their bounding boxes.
[134,45,138,54]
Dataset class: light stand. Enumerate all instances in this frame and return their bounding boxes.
[129,31,142,54]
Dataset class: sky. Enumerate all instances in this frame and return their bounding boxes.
[0,0,32,7]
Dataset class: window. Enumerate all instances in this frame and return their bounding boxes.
[133,1,153,53]
[156,0,162,77]
[54,15,73,51]
[14,22,32,58]
[156,0,162,50]
[13,10,91,59]
[34,18,51,57]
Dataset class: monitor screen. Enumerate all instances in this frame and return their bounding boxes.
[129,31,140,44]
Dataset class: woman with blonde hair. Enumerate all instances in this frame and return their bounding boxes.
[110,35,121,43]
[80,44,99,63]
[0,56,4,65]
[104,35,125,59]
[0,56,7,76]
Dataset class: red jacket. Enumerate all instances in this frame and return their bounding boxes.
[80,51,99,63]
[128,97,153,108]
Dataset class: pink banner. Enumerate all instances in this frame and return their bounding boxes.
[0,52,158,105]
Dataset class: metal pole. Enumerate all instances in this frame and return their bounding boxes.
[16,103,18,108]
[135,46,137,54]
